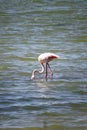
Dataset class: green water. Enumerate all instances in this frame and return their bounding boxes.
[0,0,87,130]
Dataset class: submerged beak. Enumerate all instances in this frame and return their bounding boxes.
[31,75,35,80]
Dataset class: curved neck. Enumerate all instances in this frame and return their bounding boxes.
[31,63,44,79]
[39,63,45,74]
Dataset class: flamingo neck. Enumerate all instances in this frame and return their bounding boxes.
[31,63,44,79]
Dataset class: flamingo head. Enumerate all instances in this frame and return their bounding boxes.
[31,69,38,80]
[31,75,35,80]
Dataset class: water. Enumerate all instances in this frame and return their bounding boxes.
[0,0,87,129]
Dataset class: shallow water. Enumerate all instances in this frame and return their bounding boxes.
[0,0,87,130]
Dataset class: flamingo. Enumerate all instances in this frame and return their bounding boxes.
[31,52,60,79]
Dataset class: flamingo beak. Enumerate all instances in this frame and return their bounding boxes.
[31,75,35,80]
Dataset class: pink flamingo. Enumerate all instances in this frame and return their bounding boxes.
[31,52,60,79]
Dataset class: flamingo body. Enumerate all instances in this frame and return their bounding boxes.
[31,52,60,79]
[38,52,59,63]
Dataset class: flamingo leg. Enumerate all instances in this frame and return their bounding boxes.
[45,62,48,79]
[47,63,53,78]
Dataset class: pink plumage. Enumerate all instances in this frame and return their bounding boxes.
[31,52,60,79]
[38,52,59,63]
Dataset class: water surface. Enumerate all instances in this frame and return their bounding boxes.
[0,0,87,130]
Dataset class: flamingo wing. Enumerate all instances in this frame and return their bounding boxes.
[38,52,59,63]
